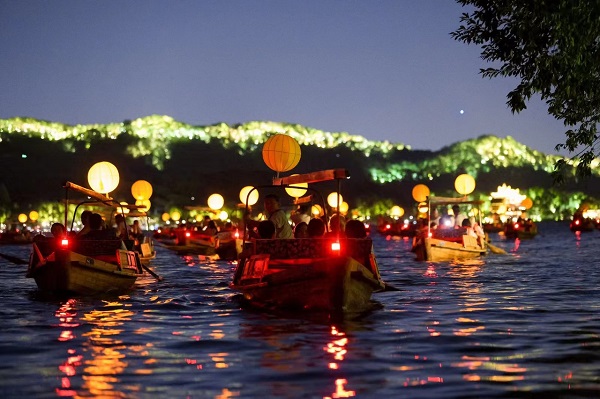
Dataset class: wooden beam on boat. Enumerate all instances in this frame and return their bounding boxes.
[273,169,350,185]
[294,195,314,205]
[63,181,112,202]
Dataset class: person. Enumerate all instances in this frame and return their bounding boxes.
[290,204,311,227]
[80,213,112,240]
[325,213,346,237]
[77,210,92,237]
[257,220,276,239]
[307,218,326,237]
[462,218,477,237]
[453,205,467,228]
[201,215,211,230]
[345,219,367,238]
[50,222,66,238]
[205,220,219,236]
[246,194,293,239]
[294,221,309,238]
[114,214,128,239]
[130,219,144,243]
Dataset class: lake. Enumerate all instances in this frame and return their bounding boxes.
[0,222,598,398]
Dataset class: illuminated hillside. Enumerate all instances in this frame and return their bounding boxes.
[0,115,409,170]
[369,135,575,183]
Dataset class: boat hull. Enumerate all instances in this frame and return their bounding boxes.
[230,238,385,312]
[27,240,143,295]
[232,256,382,312]
[413,236,487,262]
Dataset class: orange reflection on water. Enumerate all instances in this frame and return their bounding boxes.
[323,378,356,399]
[210,352,230,369]
[454,355,528,382]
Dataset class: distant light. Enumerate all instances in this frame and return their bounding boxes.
[460,110,465,114]
[21,154,27,158]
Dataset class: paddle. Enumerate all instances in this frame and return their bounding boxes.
[485,240,508,255]
[141,263,163,281]
[0,252,28,265]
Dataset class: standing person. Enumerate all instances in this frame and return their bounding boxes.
[114,214,128,239]
[245,194,293,239]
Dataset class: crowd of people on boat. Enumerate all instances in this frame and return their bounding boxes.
[427,204,486,240]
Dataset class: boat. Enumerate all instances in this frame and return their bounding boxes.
[503,218,538,239]
[412,196,488,262]
[155,227,219,255]
[230,169,387,312]
[26,182,145,295]
[377,219,418,237]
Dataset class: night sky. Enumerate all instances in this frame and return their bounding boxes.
[1,1,568,155]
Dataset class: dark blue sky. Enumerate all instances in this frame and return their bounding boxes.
[1,1,567,154]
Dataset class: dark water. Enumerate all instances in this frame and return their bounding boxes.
[0,222,599,399]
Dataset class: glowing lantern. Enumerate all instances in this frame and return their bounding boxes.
[131,180,153,200]
[219,211,228,221]
[135,199,151,211]
[118,202,130,214]
[312,204,323,216]
[207,194,224,210]
[29,211,39,222]
[339,201,349,214]
[170,211,181,221]
[18,213,27,223]
[455,174,476,195]
[161,212,170,222]
[390,206,404,218]
[239,186,259,206]
[521,198,533,209]
[195,214,203,222]
[417,202,429,214]
[412,184,430,202]
[284,175,308,198]
[262,134,301,173]
[88,161,119,194]
[327,192,343,208]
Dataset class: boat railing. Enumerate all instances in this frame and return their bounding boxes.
[252,237,374,264]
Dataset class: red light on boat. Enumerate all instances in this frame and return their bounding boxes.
[331,241,341,252]
[185,232,191,237]
[514,223,520,229]
[61,238,69,247]
[575,220,580,225]
[428,231,432,237]
[385,224,391,230]
[234,230,239,238]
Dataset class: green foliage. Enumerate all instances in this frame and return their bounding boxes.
[452,0,600,180]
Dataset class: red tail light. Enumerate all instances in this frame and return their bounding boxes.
[331,241,341,252]
[61,238,69,247]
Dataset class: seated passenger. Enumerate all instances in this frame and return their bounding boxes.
[294,221,309,238]
[51,223,66,238]
[307,218,326,237]
[81,213,114,240]
[257,220,276,239]
[324,214,346,238]
[345,219,367,238]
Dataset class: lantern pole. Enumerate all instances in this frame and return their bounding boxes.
[64,185,69,232]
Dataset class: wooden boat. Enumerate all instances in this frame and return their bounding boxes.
[156,228,219,255]
[503,219,538,239]
[26,182,145,295]
[412,196,488,262]
[230,169,387,312]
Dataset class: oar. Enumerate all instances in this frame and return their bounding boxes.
[0,252,28,265]
[485,240,507,255]
[141,263,163,281]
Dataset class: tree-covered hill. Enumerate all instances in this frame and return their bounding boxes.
[1,115,598,220]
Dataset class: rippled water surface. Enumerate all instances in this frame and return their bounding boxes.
[1,222,599,398]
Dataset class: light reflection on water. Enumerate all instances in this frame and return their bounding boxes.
[0,221,599,398]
